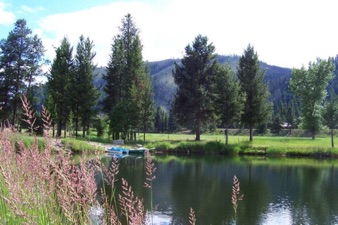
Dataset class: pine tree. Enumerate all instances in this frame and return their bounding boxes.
[237,44,272,141]
[47,37,73,137]
[74,35,98,138]
[0,19,45,125]
[214,65,245,144]
[173,35,218,141]
[104,14,153,140]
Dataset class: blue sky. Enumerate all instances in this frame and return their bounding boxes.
[1,0,338,68]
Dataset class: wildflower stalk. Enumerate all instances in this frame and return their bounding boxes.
[144,150,156,224]
[189,207,196,225]
[232,175,244,224]
[20,95,38,135]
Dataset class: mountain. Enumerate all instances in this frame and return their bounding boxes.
[148,55,292,110]
[95,55,292,111]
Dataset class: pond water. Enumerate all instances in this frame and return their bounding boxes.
[98,155,338,225]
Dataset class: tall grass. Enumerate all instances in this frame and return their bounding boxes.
[0,97,244,224]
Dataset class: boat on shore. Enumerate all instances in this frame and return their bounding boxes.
[106,146,129,154]
[128,147,147,155]
[106,144,148,155]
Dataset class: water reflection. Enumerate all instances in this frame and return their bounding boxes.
[100,155,338,225]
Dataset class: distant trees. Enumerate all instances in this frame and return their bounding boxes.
[237,45,272,141]
[103,14,154,140]
[214,65,245,144]
[290,58,335,139]
[172,35,218,141]
[0,19,45,124]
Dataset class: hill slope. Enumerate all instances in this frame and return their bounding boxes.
[148,55,292,110]
[95,55,292,111]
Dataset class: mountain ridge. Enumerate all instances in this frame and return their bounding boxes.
[147,55,292,109]
[94,55,292,110]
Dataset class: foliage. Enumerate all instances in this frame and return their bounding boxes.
[172,35,219,141]
[0,19,45,124]
[74,35,98,138]
[47,37,73,137]
[93,113,108,137]
[104,14,154,139]
[290,58,335,139]
[323,90,338,147]
[214,64,245,144]
[237,44,272,141]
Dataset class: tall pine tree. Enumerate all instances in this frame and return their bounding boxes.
[172,35,218,141]
[104,14,153,140]
[73,35,98,138]
[237,44,272,141]
[0,19,45,125]
[47,37,73,137]
[214,65,245,145]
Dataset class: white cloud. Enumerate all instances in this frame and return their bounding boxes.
[20,5,44,14]
[37,0,338,68]
[0,2,15,25]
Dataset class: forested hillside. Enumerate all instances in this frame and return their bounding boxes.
[147,55,292,110]
[94,55,292,111]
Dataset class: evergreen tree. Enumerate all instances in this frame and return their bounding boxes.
[74,35,98,138]
[237,44,272,141]
[0,19,45,125]
[290,58,335,139]
[47,37,73,137]
[104,14,153,140]
[136,74,154,141]
[103,38,125,112]
[173,35,218,141]
[214,65,245,144]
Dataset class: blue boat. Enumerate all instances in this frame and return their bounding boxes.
[107,146,129,154]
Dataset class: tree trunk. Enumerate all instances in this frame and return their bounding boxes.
[143,126,146,142]
[64,124,66,138]
[57,118,62,137]
[312,130,315,140]
[249,126,253,141]
[331,128,334,148]
[75,115,78,138]
[82,122,86,138]
[195,119,201,141]
[225,127,229,145]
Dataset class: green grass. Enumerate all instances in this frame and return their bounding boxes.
[62,138,105,153]
[139,133,338,157]
[11,130,338,157]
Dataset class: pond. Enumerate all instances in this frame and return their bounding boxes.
[98,154,338,225]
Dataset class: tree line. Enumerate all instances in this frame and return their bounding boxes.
[0,15,337,144]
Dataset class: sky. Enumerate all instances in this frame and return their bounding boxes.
[0,0,338,69]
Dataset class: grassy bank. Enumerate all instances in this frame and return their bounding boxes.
[11,131,338,157]
[139,133,338,157]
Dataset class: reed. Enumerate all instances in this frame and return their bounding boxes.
[232,175,244,223]
[1,97,245,224]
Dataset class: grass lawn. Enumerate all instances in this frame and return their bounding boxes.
[13,130,338,156]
